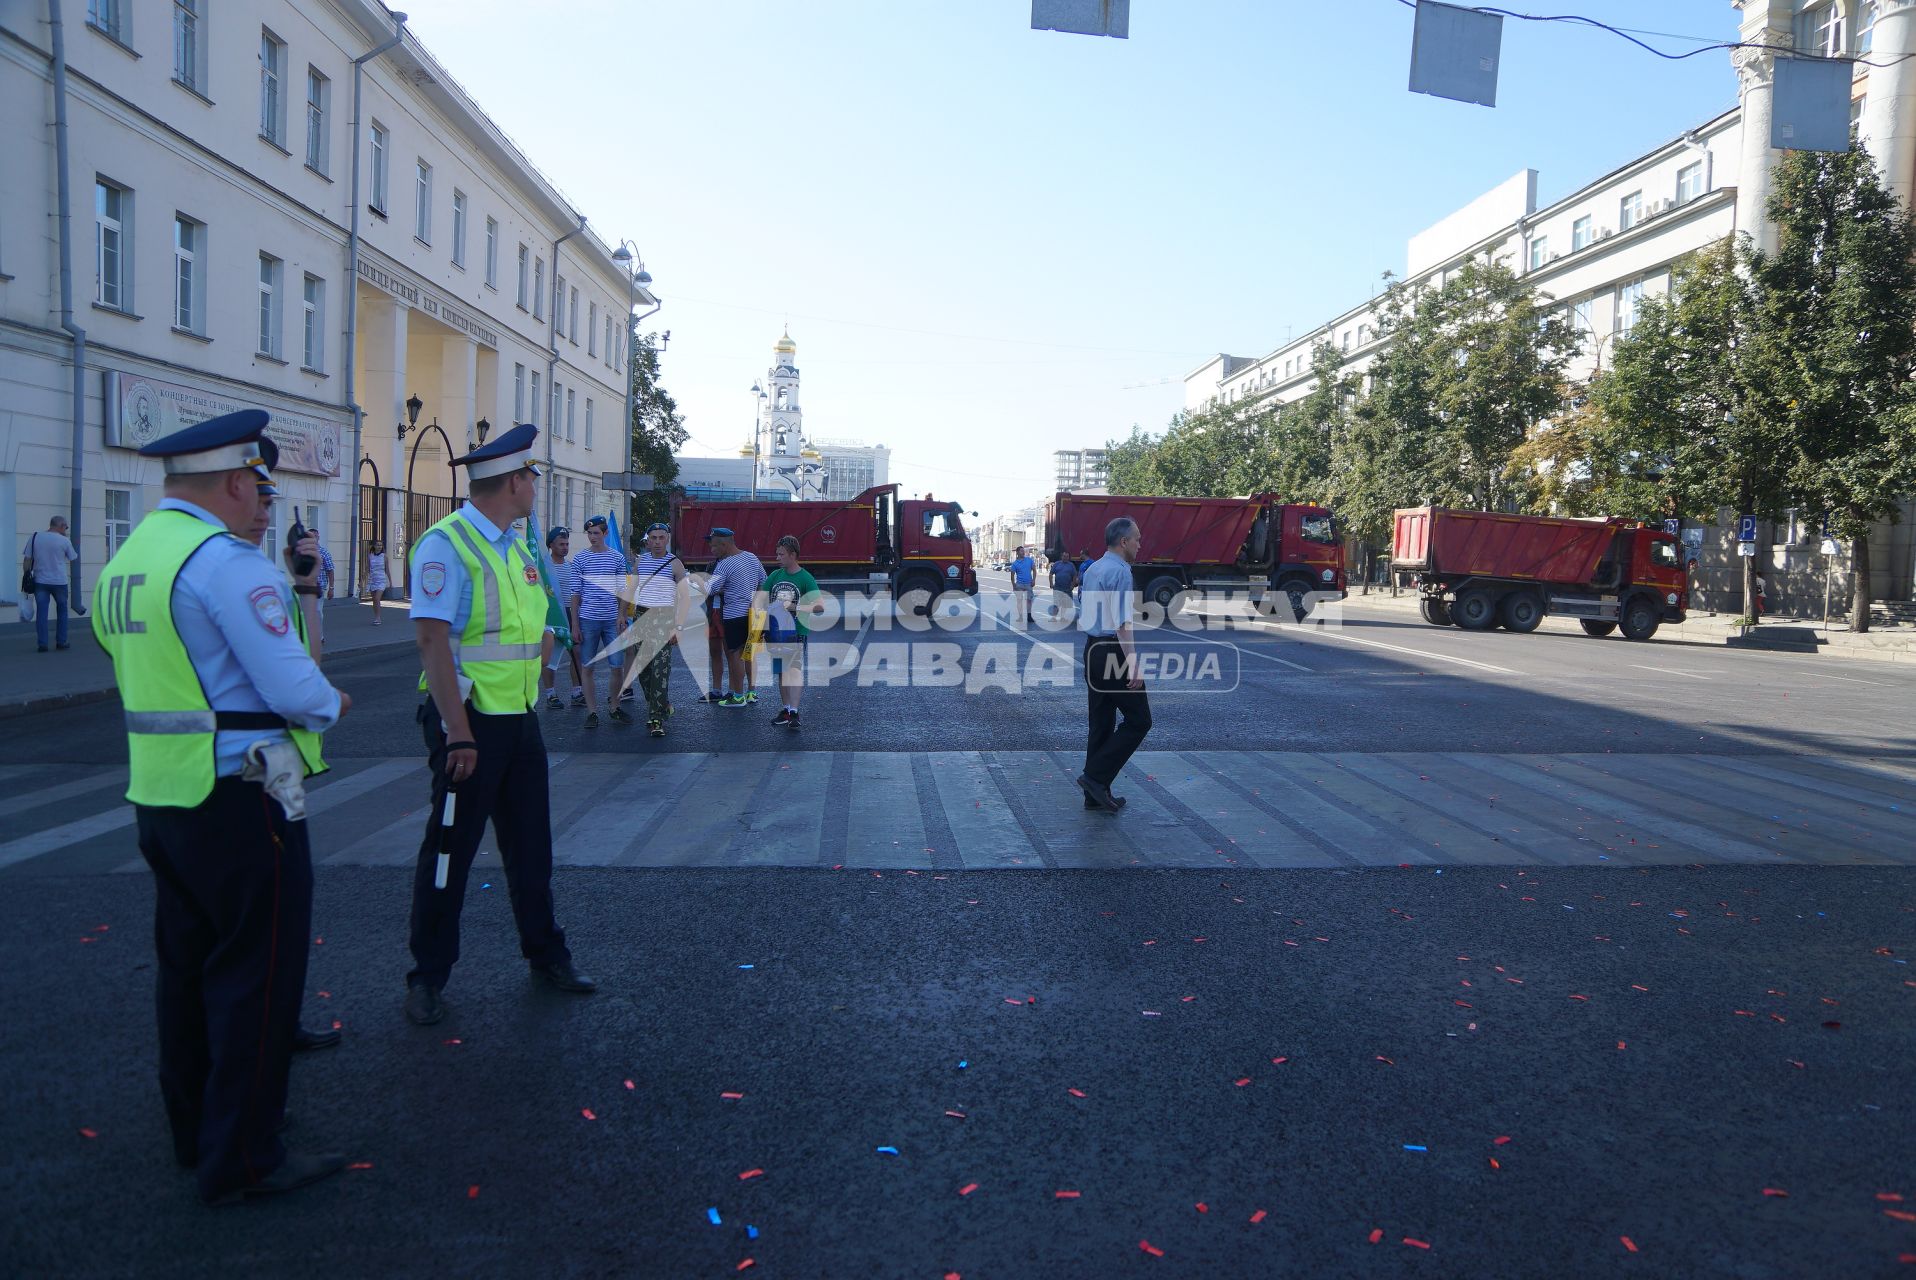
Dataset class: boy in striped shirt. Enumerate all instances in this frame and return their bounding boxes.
[570,515,632,727]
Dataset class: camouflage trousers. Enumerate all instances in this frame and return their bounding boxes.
[631,606,673,720]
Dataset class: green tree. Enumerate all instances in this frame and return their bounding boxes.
[1265,342,1347,504]
[1503,392,1667,520]
[1103,423,1163,494]
[624,330,687,530]
[1757,147,1916,632]
[1594,237,1791,619]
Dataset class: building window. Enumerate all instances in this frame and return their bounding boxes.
[516,243,529,308]
[1573,297,1595,336]
[1615,280,1644,337]
[484,217,499,287]
[94,178,127,309]
[258,253,281,356]
[1795,2,1844,56]
[513,363,526,421]
[569,287,580,344]
[451,190,467,267]
[104,487,134,559]
[1852,94,1868,142]
[1676,161,1704,205]
[552,382,562,432]
[304,68,329,173]
[173,0,201,91]
[605,316,616,367]
[369,122,389,213]
[259,31,286,145]
[554,276,566,336]
[530,370,541,425]
[1572,215,1593,251]
[1528,235,1549,270]
[587,302,598,356]
[302,273,324,370]
[413,160,432,244]
[87,0,126,44]
[566,388,576,441]
[1356,324,1369,345]
[1860,2,1879,54]
[1341,330,1352,352]
[533,257,544,319]
[585,397,594,449]
[1619,190,1643,231]
[173,215,203,333]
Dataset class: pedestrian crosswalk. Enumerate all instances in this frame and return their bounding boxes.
[2,749,1912,875]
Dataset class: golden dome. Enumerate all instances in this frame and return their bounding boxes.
[800,447,821,459]
[738,440,756,457]
[774,328,796,354]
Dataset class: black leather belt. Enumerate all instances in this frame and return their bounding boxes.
[214,711,289,730]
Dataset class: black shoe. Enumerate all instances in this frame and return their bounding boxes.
[609,707,634,725]
[36,645,47,653]
[1076,774,1122,812]
[55,643,70,650]
[787,710,800,730]
[532,962,598,994]
[206,1149,348,1206]
[404,984,444,1026]
[699,690,727,703]
[583,711,600,729]
[292,1025,340,1052]
[177,1113,290,1171]
[1083,796,1127,809]
[771,708,794,726]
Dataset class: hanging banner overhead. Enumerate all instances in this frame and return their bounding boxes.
[1409,0,1503,108]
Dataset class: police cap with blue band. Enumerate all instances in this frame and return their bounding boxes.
[138,408,276,483]
[453,422,545,481]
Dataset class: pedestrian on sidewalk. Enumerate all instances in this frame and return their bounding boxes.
[541,527,584,710]
[571,515,632,728]
[1010,546,1036,628]
[757,535,823,728]
[1077,517,1150,813]
[404,424,596,1029]
[365,540,389,625]
[21,515,79,651]
[94,410,353,1204]
[632,521,687,736]
[704,527,766,708]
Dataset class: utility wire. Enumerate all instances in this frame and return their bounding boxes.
[1392,0,1916,70]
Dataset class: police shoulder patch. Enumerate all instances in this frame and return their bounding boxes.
[421,562,447,597]
[524,564,540,585]
[249,585,290,636]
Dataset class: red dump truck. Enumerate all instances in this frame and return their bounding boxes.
[1392,506,1686,640]
[672,484,977,599]
[1043,492,1345,618]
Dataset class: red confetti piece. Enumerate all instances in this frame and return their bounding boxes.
[737,1260,755,1272]
[945,1274,961,1280]
[581,1109,597,1121]
[78,1127,98,1139]
[1621,1236,1639,1253]
[958,1183,978,1197]
[1489,1158,1501,1170]
[1617,1041,1628,1051]
[1234,1078,1251,1087]
[721,1092,744,1100]
[94,925,109,932]
[1194,1202,1208,1213]
[1367,1228,1384,1244]
[1403,1237,1431,1250]
[1054,1190,1081,1199]
[1630,984,1649,992]
[1733,1010,1755,1017]
[1271,1057,1288,1065]
[1887,1209,1916,1223]
[1789,1060,1806,1069]
[331,1019,342,1031]
[443,1038,462,1046]
[739,1168,764,1181]
[1823,1021,1843,1030]
[467,1185,479,1199]
[1139,1240,1165,1258]
[1068,1088,1087,1098]
[1881,1194,1907,1203]
[1375,1056,1395,1066]
[1568,994,1590,1001]
[348,1161,373,1170]
[1493,1136,1512,1146]
[623,1080,635,1090]
[1762,1188,1788,1197]
[78,937,95,944]
[316,990,329,998]
[1004,997,1024,1005]
[945,1110,967,1119]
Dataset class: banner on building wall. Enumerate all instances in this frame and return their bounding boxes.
[103,371,342,477]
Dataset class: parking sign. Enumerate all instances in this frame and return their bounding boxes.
[1737,514,1757,543]
[1662,519,1680,536]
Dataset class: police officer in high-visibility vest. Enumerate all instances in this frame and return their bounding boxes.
[92,409,353,1206]
[404,423,596,1027]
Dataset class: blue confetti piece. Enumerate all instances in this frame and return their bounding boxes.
[876,1145,899,1156]
[481,882,492,889]
[1403,1144,1428,1152]
[738,964,754,969]
[747,1225,759,1240]
[957,1060,968,1069]
[706,1207,722,1226]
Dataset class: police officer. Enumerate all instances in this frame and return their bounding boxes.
[93,410,352,1205]
[404,424,596,1027]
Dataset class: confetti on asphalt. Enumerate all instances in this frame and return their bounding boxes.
[721,1092,745,1100]
[623,1080,635,1090]
[348,1162,373,1170]
[1139,1240,1165,1257]
[736,1259,755,1271]
[1404,1237,1431,1250]
[876,1146,899,1156]
[1194,1203,1208,1213]
[1068,1088,1087,1098]
[1250,1209,1267,1224]
[958,1183,978,1197]
[1621,1236,1639,1253]
[945,1110,967,1120]
[1054,1190,1080,1199]
[956,1060,969,1069]
[581,1109,597,1121]
[739,1168,764,1181]
[707,1208,722,1226]
[1367,1228,1384,1244]
[467,1185,479,1199]
[1403,1144,1428,1152]
[1762,1188,1788,1197]
[78,1128,97,1139]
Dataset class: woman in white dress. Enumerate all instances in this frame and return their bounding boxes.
[365,540,389,625]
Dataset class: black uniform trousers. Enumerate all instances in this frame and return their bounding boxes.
[1083,636,1153,788]
[407,705,570,990]
[135,777,311,1203]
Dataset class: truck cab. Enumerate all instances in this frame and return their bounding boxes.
[1275,505,1345,598]
[892,497,977,596]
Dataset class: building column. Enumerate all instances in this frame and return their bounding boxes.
[1862,0,1916,209]
[437,335,479,472]
[1732,1,1795,256]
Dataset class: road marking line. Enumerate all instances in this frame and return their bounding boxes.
[950,596,1079,666]
[1176,630,1312,672]
[1631,664,1712,680]
[1808,672,1890,686]
[1296,627,1520,675]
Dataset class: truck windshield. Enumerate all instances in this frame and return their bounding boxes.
[1650,539,1679,569]
[925,507,964,540]
[1299,513,1336,545]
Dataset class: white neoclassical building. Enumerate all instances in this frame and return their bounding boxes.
[1184,0,1916,610]
[0,0,654,607]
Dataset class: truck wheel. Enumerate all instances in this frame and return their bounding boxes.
[1499,591,1544,634]
[1419,597,1452,627]
[1453,588,1497,631]
[896,573,941,618]
[1143,575,1184,614]
[1279,579,1312,622]
[1619,596,1660,641]
[1579,619,1618,637]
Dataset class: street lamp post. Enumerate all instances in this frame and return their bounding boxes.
[609,242,656,499]
[749,381,767,499]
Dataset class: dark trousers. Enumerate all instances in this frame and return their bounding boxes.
[1083,637,1152,787]
[407,706,569,990]
[135,778,311,1202]
[34,582,70,647]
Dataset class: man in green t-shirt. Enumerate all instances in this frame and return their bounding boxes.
[756,535,824,728]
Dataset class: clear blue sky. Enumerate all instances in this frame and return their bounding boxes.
[395,1,1739,518]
